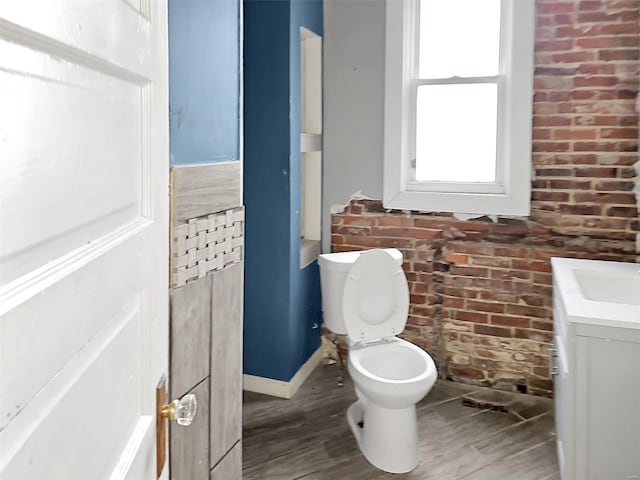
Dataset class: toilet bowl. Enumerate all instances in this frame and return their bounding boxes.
[318,248,437,473]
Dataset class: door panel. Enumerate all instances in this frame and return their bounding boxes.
[0,21,150,285]
[0,1,169,478]
[2,297,147,478]
[1,247,146,425]
[0,1,152,73]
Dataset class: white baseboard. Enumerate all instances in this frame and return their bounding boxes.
[243,346,323,399]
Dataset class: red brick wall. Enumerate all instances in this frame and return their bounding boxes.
[330,0,639,397]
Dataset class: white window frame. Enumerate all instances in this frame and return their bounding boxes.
[383,0,535,216]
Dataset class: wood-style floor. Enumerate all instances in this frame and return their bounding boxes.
[243,363,560,480]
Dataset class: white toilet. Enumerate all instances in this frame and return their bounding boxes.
[318,248,437,473]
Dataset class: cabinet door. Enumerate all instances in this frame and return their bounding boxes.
[554,335,572,480]
[576,336,640,480]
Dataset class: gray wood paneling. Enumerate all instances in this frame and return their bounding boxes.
[210,442,242,480]
[170,276,211,398]
[171,162,242,223]
[170,379,210,480]
[210,262,243,468]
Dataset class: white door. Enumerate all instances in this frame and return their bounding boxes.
[0,1,169,479]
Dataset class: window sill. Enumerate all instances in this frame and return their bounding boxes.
[383,189,530,217]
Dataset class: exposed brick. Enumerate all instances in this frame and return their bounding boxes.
[532,320,554,331]
[606,206,638,217]
[536,39,574,51]
[443,253,469,264]
[493,246,531,258]
[449,366,485,380]
[573,192,636,204]
[343,215,377,226]
[573,141,623,152]
[598,49,639,61]
[577,0,600,11]
[514,329,553,343]
[334,225,370,235]
[533,115,572,127]
[553,51,595,63]
[490,314,531,329]
[471,256,511,268]
[450,266,489,278]
[558,204,602,215]
[331,234,345,245]
[578,10,637,23]
[574,167,618,177]
[456,311,489,324]
[467,300,505,314]
[601,22,639,35]
[330,1,639,399]
[474,324,513,338]
[532,191,571,202]
[548,179,591,189]
[595,180,635,191]
[490,270,531,281]
[574,76,619,88]
[576,37,629,49]
[506,304,550,319]
[538,2,575,14]
[554,14,574,25]
[601,127,638,139]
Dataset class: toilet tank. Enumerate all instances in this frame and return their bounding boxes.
[317,248,404,334]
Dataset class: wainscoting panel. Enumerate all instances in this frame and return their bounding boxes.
[170,379,210,480]
[210,442,241,480]
[168,260,244,478]
[170,275,211,398]
[210,262,243,468]
[169,161,243,478]
[171,162,242,224]
[170,207,244,288]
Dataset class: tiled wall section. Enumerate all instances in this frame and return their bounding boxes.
[170,207,244,288]
[169,162,243,479]
[169,259,243,480]
[330,0,639,398]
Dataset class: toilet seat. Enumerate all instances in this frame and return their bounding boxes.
[342,249,409,343]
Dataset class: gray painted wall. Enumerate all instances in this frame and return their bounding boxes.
[322,0,385,250]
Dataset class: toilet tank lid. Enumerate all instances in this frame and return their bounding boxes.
[318,248,403,272]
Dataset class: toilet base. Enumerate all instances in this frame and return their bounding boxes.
[347,399,420,474]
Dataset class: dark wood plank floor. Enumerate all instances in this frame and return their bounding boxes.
[243,364,559,480]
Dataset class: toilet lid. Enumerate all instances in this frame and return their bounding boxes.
[342,249,409,343]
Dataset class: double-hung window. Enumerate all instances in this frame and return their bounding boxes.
[383,0,535,216]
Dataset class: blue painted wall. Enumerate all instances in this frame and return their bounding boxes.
[288,0,323,380]
[243,0,293,380]
[169,0,241,165]
[244,0,323,382]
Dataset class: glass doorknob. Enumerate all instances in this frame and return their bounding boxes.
[160,393,197,426]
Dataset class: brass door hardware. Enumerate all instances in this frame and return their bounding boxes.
[156,377,198,477]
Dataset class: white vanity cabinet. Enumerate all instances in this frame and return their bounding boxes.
[552,258,640,480]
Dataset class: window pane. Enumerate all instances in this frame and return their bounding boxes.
[419,0,501,78]
[415,84,497,182]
